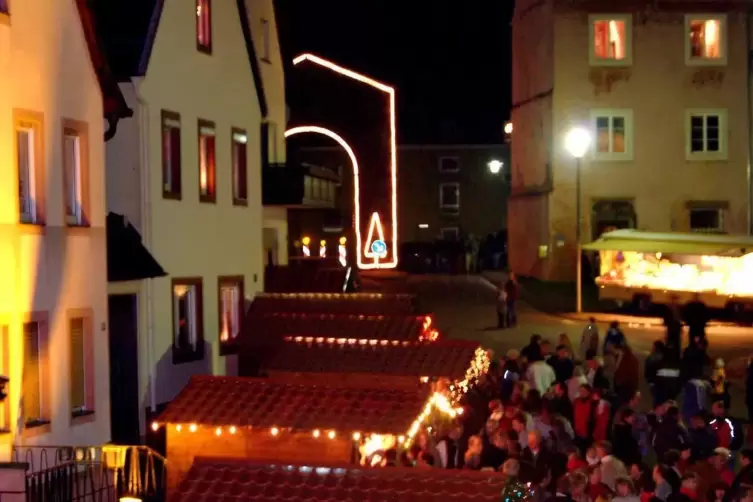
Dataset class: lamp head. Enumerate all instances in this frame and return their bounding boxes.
[564,127,591,159]
[487,159,503,174]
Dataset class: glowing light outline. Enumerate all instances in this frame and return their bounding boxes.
[363,212,388,263]
[288,53,399,270]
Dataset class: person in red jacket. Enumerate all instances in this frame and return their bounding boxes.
[592,388,611,443]
[573,384,595,451]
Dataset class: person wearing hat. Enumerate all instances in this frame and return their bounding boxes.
[711,447,735,486]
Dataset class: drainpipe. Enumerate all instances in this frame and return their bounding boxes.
[747,8,753,235]
[134,81,158,414]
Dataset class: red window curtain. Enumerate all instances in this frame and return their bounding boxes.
[207,135,216,195]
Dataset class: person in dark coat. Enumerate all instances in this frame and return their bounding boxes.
[681,336,709,383]
[645,341,666,406]
[653,406,689,462]
[612,408,641,466]
[687,414,717,461]
[664,300,683,362]
[504,272,520,327]
[549,345,575,384]
[522,334,543,363]
[614,344,640,406]
[683,294,709,343]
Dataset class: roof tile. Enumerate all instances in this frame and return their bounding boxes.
[157,375,430,434]
[170,457,508,502]
[263,339,480,379]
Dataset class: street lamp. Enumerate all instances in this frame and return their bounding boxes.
[487,159,503,174]
[564,127,591,313]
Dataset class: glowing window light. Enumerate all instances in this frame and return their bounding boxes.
[287,53,399,270]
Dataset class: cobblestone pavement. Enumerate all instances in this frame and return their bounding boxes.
[366,273,753,418]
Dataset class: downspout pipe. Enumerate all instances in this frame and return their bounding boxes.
[133,81,158,414]
[747,8,753,235]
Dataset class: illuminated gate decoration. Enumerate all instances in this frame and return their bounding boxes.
[285,54,399,270]
[319,239,327,258]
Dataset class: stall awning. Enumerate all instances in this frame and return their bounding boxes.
[107,212,167,282]
[582,229,753,256]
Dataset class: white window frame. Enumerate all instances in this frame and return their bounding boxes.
[589,109,634,161]
[17,127,37,224]
[438,156,460,173]
[173,285,199,350]
[685,14,727,66]
[219,283,241,342]
[439,182,460,209]
[689,207,725,233]
[685,109,727,161]
[588,14,633,66]
[63,132,83,225]
[441,227,460,240]
[261,19,271,62]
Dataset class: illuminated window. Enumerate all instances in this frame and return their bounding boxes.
[589,15,631,65]
[261,19,271,62]
[689,207,725,233]
[23,321,48,426]
[15,111,44,224]
[438,156,460,173]
[686,109,726,160]
[686,15,725,64]
[198,120,216,203]
[232,128,248,205]
[590,109,633,160]
[172,279,204,364]
[219,276,244,354]
[196,0,212,53]
[63,121,89,226]
[439,183,460,211]
[69,315,94,418]
[162,110,182,199]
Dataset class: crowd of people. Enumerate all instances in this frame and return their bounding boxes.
[397,318,753,502]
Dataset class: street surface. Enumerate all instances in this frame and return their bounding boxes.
[365,274,753,418]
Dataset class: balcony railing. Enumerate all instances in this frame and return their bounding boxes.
[10,445,166,502]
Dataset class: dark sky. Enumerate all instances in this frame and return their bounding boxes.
[274,1,513,144]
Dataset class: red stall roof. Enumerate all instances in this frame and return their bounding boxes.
[170,457,508,502]
[248,293,417,315]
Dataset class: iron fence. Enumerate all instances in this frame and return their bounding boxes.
[12,445,166,502]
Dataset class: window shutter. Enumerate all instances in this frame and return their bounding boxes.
[170,128,182,192]
[23,323,41,421]
[238,143,247,199]
[207,135,216,194]
[70,318,86,411]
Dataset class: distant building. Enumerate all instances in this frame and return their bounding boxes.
[300,144,509,248]
[510,0,751,281]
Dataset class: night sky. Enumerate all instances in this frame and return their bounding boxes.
[274,1,513,145]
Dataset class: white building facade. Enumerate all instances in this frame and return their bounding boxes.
[98,0,266,440]
[0,0,128,449]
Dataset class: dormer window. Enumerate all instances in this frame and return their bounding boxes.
[196,0,212,54]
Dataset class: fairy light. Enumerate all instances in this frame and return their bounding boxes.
[312,429,321,438]
[288,53,398,270]
[301,236,311,257]
[175,425,182,432]
[328,430,336,440]
[420,316,440,342]
[215,427,222,436]
[352,432,361,440]
[339,237,347,266]
[271,427,280,436]
[450,347,491,403]
[189,424,198,433]
[404,392,462,448]
[363,213,388,263]
[150,422,159,432]
[229,426,237,434]
[319,240,327,258]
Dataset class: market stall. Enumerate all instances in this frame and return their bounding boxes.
[581,229,753,308]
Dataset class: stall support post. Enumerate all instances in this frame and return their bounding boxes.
[576,243,582,313]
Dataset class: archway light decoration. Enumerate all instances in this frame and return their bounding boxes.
[286,53,399,270]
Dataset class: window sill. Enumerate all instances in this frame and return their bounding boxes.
[172,341,205,365]
[686,58,727,67]
[18,224,46,235]
[162,191,182,201]
[23,420,51,437]
[588,60,633,68]
[66,225,91,236]
[0,428,11,436]
[685,153,728,162]
[232,198,248,207]
[71,410,96,426]
[199,195,217,204]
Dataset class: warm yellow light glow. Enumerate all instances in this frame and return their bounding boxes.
[338,244,347,267]
[564,127,591,159]
[302,236,311,246]
[120,497,143,502]
[450,347,491,403]
[312,429,321,438]
[360,434,395,462]
[405,392,464,447]
[229,426,237,434]
[597,250,753,296]
[339,236,347,245]
[289,53,399,270]
[328,430,336,439]
[271,427,279,436]
[215,427,222,436]
[175,424,182,432]
[363,212,388,263]
[151,422,159,431]
[504,122,513,135]
[352,432,361,440]
[488,159,503,174]
[189,424,197,433]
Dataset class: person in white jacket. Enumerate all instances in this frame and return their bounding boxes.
[527,359,556,394]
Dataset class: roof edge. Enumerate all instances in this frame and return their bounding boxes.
[137,0,165,76]
[237,0,269,118]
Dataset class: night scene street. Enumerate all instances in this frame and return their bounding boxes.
[5,0,753,501]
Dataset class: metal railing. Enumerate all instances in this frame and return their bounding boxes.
[12,445,166,502]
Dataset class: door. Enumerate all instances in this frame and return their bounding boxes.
[108,294,140,445]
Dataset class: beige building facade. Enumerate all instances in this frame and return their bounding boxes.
[509,0,752,281]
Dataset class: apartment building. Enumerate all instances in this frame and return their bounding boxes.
[93,0,267,442]
[509,0,751,280]
[0,0,130,449]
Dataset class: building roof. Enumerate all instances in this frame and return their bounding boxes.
[582,229,753,256]
[170,457,507,502]
[89,0,267,116]
[263,339,479,380]
[248,293,418,315]
[157,375,430,434]
[74,0,132,138]
[239,312,433,348]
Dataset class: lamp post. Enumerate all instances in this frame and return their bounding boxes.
[564,127,591,313]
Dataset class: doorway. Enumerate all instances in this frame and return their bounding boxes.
[108,294,140,445]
